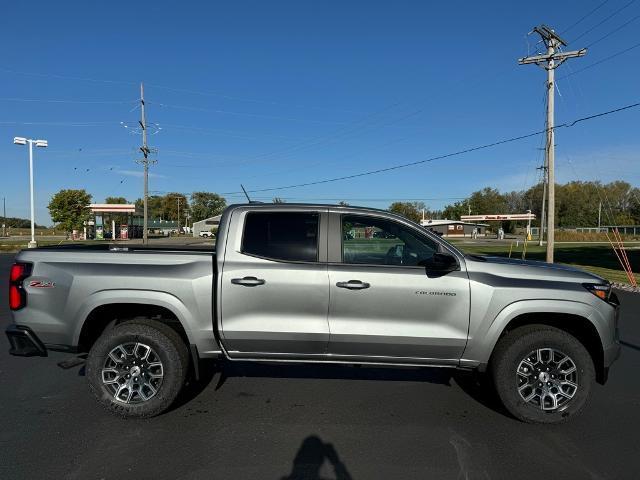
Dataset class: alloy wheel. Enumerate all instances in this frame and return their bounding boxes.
[101,342,164,404]
[516,348,578,411]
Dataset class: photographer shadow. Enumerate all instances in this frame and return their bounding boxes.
[281,435,353,480]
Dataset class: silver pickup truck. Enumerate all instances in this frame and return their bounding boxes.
[6,203,620,423]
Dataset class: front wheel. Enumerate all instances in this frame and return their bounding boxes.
[491,325,595,424]
[86,320,188,418]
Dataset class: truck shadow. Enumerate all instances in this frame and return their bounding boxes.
[172,360,509,418]
[620,340,640,351]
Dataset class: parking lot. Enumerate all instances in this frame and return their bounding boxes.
[1,252,639,480]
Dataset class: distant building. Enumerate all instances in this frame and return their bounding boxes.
[420,219,488,237]
[192,215,222,237]
[148,219,180,236]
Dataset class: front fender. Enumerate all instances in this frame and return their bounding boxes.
[460,299,604,367]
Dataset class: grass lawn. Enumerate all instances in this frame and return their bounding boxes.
[454,242,639,285]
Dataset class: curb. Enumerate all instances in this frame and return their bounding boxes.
[612,283,640,294]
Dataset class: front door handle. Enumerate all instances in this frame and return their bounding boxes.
[231,276,266,287]
[336,280,370,290]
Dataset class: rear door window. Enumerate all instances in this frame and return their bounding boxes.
[242,212,319,262]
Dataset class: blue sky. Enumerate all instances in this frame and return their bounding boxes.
[1,0,639,224]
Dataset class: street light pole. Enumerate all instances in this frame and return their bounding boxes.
[28,139,36,248]
[14,136,47,248]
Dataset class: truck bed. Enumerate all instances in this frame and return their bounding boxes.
[12,244,220,356]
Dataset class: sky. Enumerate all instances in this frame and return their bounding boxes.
[1,0,639,224]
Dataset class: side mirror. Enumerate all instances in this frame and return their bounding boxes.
[420,252,458,272]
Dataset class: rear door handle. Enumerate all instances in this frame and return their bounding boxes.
[336,280,370,290]
[231,276,265,287]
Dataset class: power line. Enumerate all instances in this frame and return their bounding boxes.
[0,66,137,86]
[570,0,637,44]
[585,14,640,48]
[0,121,118,127]
[148,101,352,125]
[225,104,419,168]
[221,101,640,195]
[560,0,611,34]
[160,123,305,141]
[0,97,136,105]
[0,66,362,115]
[558,40,640,79]
[144,82,361,114]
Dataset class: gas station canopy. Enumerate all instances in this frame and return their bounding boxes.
[461,213,535,222]
[89,204,141,215]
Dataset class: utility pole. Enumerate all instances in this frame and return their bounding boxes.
[598,201,602,230]
[519,25,586,263]
[176,197,181,234]
[537,163,547,246]
[136,82,156,245]
[2,197,5,237]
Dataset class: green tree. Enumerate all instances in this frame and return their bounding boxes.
[105,196,128,204]
[105,197,129,226]
[468,187,507,215]
[135,196,166,219]
[442,200,467,220]
[630,188,640,224]
[190,192,226,222]
[162,193,189,223]
[388,201,426,223]
[48,189,92,234]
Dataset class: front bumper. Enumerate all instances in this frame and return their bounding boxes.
[604,292,622,368]
[6,325,48,357]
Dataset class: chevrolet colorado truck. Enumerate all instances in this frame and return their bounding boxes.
[6,203,621,423]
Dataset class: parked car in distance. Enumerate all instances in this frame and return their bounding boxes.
[6,203,621,423]
[199,230,214,238]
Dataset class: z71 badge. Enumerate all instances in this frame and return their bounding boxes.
[29,280,55,288]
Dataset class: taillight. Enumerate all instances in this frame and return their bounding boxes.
[9,262,32,311]
[10,264,26,282]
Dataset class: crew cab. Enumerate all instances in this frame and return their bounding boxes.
[6,204,620,423]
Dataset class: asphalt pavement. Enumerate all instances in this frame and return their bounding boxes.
[1,252,639,480]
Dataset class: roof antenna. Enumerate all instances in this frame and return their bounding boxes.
[240,184,252,203]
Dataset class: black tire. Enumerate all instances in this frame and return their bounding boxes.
[491,325,595,424]
[86,320,188,418]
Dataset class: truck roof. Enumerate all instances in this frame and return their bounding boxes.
[226,202,400,216]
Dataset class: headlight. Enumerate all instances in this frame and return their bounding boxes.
[583,283,611,302]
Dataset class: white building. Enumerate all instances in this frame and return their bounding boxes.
[192,215,222,237]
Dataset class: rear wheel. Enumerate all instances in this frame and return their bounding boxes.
[491,325,595,424]
[86,320,188,418]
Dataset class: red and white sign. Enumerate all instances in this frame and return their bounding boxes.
[461,213,535,222]
[89,204,138,214]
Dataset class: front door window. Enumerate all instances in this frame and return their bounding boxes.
[342,215,438,266]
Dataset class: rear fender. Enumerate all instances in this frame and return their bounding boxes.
[72,290,220,357]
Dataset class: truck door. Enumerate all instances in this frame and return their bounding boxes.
[220,208,330,357]
[327,212,470,363]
